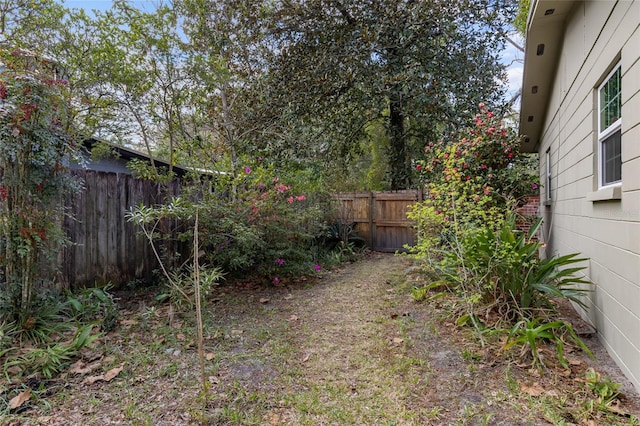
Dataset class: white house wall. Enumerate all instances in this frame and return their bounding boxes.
[537,0,640,391]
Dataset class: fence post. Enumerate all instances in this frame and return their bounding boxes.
[368,191,375,250]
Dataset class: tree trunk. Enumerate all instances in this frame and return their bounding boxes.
[388,94,409,190]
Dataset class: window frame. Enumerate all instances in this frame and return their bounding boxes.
[597,64,622,188]
[545,148,551,201]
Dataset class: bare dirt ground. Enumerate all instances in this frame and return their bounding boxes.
[5,252,640,425]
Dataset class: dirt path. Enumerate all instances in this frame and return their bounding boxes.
[10,253,640,425]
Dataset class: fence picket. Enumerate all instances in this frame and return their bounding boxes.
[333,190,423,252]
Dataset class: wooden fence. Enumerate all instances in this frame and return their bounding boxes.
[60,170,181,289]
[333,190,424,252]
[57,176,424,288]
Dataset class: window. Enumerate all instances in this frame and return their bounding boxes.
[598,65,622,187]
[545,148,551,201]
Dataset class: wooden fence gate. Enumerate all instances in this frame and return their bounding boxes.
[333,190,424,252]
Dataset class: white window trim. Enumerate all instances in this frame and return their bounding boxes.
[597,64,622,189]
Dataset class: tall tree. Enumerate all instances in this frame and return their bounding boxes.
[245,0,515,189]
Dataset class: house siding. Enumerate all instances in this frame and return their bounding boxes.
[537,0,640,391]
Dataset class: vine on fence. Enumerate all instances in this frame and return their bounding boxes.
[0,50,79,324]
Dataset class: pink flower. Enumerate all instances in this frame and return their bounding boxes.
[296,195,306,201]
[275,258,285,266]
[416,164,422,171]
[314,264,321,271]
[273,277,280,284]
[484,187,491,195]
[287,196,294,204]
[275,183,290,193]
[245,167,251,174]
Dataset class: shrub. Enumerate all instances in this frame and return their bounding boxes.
[408,106,594,367]
[65,286,119,332]
[129,161,335,287]
[412,212,593,366]
[439,215,591,321]
[414,103,537,232]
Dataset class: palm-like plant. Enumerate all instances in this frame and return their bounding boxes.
[433,213,594,366]
[441,214,592,321]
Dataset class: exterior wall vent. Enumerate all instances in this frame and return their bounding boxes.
[536,44,545,55]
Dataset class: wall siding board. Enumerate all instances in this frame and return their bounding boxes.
[533,0,640,392]
[61,170,180,289]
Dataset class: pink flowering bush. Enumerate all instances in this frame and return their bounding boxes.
[411,104,537,233]
[180,161,333,282]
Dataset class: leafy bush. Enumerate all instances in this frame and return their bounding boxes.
[411,213,593,366]
[66,286,119,332]
[154,265,224,311]
[128,161,335,286]
[406,106,593,366]
[0,291,72,346]
[414,104,537,232]
[438,215,591,321]
[323,220,366,251]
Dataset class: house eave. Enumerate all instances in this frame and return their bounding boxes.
[519,0,575,153]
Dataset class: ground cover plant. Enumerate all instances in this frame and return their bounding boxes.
[1,254,639,425]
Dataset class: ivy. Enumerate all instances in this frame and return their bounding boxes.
[0,50,79,324]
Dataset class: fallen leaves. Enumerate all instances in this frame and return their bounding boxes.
[9,388,31,410]
[69,359,102,375]
[82,363,125,385]
[519,381,557,397]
